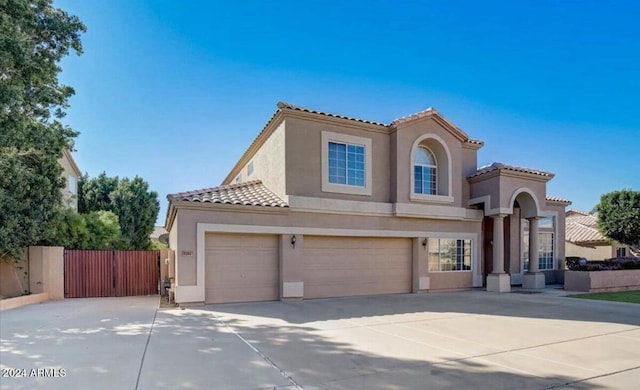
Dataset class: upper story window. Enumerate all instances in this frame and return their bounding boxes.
[247,161,254,176]
[413,146,437,195]
[410,135,453,203]
[68,175,76,194]
[328,142,365,187]
[321,131,372,196]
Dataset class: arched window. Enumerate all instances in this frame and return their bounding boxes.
[413,146,437,195]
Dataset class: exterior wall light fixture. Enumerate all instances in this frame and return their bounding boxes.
[422,238,427,249]
[291,235,297,248]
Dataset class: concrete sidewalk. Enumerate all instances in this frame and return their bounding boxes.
[2,290,639,389]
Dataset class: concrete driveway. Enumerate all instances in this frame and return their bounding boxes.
[1,291,639,389]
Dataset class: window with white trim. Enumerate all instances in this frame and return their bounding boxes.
[328,141,365,187]
[321,131,372,196]
[413,146,437,195]
[428,238,472,272]
[522,216,555,271]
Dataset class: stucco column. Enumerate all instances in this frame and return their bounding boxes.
[523,217,546,289]
[528,217,540,273]
[487,214,510,292]
[492,214,506,274]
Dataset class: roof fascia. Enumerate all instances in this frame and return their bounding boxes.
[222,110,286,185]
[391,110,471,142]
[63,149,82,176]
[468,169,554,184]
[282,107,390,134]
[170,200,290,215]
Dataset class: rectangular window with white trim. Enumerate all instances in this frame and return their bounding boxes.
[522,216,555,271]
[321,131,373,196]
[428,238,472,272]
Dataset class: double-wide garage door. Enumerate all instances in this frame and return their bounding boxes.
[304,236,412,299]
[205,233,412,303]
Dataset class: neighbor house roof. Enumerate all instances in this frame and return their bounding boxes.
[150,226,168,240]
[565,213,607,244]
[468,162,554,179]
[167,180,289,208]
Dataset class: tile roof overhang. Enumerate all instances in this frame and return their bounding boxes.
[467,162,555,183]
[165,180,288,231]
[222,102,485,184]
[545,195,572,205]
[167,180,288,207]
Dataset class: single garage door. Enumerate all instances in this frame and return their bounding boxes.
[205,233,278,304]
[304,236,412,299]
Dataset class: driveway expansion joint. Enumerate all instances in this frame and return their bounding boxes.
[213,315,304,390]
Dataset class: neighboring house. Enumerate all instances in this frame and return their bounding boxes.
[58,149,81,211]
[565,210,629,260]
[151,225,169,246]
[165,102,571,304]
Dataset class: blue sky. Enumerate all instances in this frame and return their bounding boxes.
[56,0,639,224]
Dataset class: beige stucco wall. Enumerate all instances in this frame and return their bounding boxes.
[0,250,29,298]
[234,122,287,200]
[29,246,64,300]
[565,270,640,292]
[566,242,613,261]
[284,116,392,203]
[173,205,482,287]
[393,117,475,207]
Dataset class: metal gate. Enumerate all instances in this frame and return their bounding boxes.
[64,250,159,298]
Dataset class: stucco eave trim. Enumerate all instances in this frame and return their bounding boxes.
[283,108,390,134]
[164,203,177,232]
[222,110,286,185]
[467,169,553,184]
[546,200,572,207]
[62,149,82,177]
[171,201,290,215]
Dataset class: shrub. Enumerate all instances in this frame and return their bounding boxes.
[566,256,640,271]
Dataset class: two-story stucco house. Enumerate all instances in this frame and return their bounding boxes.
[165,102,571,304]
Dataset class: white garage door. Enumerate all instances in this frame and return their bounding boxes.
[304,236,412,299]
[205,233,278,304]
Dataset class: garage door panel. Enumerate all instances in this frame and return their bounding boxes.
[304,236,412,299]
[205,233,278,304]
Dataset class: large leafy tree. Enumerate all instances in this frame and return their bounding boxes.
[0,0,86,259]
[79,173,160,250]
[44,209,122,250]
[596,189,640,250]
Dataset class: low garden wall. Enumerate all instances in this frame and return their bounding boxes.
[565,269,640,292]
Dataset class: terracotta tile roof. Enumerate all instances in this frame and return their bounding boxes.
[546,195,571,204]
[168,180,288,208]
[468,162,554,179]
[277,102,387,127]
[565,213,606,244]
[390,107,437,125]
[279,102,485,145]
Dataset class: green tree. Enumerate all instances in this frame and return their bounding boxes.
[79,174,160,250]
[78,172,118,213]
[596,189,640,249]
[44,209,122,250]
[0,0,85,259]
